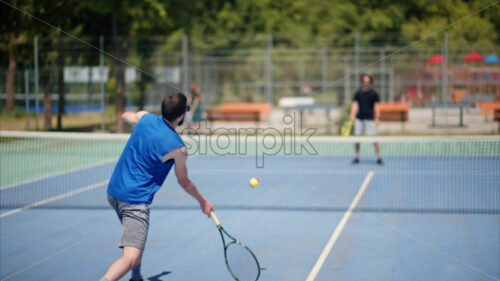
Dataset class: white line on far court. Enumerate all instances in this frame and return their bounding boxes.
[0,180,109,218]
[0,160,115,190]
[305,171,374,281]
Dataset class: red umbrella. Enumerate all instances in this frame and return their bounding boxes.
[427,54,446,64]
[464,51,483,62]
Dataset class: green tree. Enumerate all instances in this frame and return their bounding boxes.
[78,0,168,132]
[0,0,34,114]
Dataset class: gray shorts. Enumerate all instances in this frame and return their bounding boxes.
[107,194,150,250]
[354,119,377,136]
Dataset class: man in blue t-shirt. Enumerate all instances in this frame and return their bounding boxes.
[101,93,214,281]
[349,74,383,165]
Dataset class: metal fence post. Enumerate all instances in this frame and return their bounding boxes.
[266,34,274,104]
[443,32,449,135]
[389,56,395,102]
[203,58,209,107]
[99,35,105,131]
[322,48,327,98]
[25,70,30,131]
[34,36,39,130]
[354,33,360,92]
[380,48,386,101]
[389,68,395,102]
[299,58,305,86]
[182,35,189,94]
[344,57,350,106]
[88,66,93,112]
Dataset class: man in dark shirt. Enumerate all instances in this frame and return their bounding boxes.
[349,74,383,165]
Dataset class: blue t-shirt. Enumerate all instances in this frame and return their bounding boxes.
[108,113,185,204]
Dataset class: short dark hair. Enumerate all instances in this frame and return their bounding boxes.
[161,93,187,122]
[361,74,373,84]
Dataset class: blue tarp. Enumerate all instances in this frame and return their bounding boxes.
[485,54,499,64]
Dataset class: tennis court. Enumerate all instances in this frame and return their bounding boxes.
[1,132,499,281]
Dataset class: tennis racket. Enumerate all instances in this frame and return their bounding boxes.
[340,120,353,136]
[210,212,261,281]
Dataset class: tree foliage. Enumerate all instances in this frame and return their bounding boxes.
[1,0,498,128]
[2,0,498,64]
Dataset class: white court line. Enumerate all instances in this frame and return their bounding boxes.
[0,160,116,190]
[305,171,374,281]
[0,180,109,218]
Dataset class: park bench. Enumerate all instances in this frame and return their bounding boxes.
[378,102,410,131]
[378,102,409,122]
[205,103,271,122]
[480,101,500,120]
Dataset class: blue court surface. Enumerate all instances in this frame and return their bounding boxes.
[1,149,499,281]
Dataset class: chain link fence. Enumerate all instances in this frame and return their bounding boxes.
[1,33,499,130]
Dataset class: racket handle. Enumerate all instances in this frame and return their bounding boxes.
[210,211,221,226]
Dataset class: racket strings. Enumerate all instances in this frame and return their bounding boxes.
[225,242,260,281]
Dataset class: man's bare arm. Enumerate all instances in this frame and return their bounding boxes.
[350,101,358,121]
[122,111,149,124]
[169,147,214,216]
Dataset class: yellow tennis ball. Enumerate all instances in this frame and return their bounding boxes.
[249,177,259,188]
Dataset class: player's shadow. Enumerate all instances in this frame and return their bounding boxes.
[147,271,171,281]
[350,159,385,166]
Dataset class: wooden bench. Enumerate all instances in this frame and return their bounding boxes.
[480,102,500,131]
[378,102,409,131]
[205,103,271,122]
[489,104,500,131]
[378,102,409,122]
[480,102,500,117]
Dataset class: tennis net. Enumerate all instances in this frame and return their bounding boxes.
[1,131,499,214]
